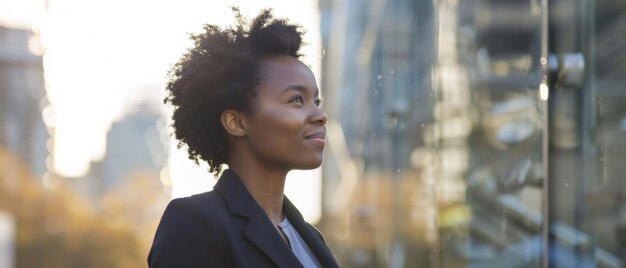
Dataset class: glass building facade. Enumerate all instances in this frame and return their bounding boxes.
[317,0,626,267]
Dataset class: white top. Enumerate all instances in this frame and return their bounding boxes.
[277,218,321,268]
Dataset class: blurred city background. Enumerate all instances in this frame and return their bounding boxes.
[0,0,625,267]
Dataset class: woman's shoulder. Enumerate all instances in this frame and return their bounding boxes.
[149,190,230,267]
[152,190,229,245]
[155,190,231,233]
[163,190,227,219]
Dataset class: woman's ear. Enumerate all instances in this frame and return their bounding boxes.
[220,110,247,137]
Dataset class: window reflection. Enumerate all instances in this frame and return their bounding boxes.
[320,0,625,267]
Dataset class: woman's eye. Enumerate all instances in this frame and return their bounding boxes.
[314,98,323,107]
[290,96,304,104]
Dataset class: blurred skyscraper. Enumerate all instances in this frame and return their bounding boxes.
[73,98,169,204]
[101,101,168,190]
[0,24,45,268]
[0,25,48,179]
[318,1,437,267]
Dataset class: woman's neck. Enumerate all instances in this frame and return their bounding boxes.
[228,161,288,225]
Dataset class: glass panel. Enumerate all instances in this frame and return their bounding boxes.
[586,5,626,266]
[549,0,626,267]
[439,0,546,267]
[318,0,546,267]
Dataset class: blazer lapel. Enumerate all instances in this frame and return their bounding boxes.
[284,197,340,268]
[214,170,303,268]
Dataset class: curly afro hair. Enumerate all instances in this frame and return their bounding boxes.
[164,7,306,175]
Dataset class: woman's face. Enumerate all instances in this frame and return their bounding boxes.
[242,55,327,171]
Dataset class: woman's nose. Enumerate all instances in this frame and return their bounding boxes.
[310,106,328,126]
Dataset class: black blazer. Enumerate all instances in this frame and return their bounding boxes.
[148,170,339,268]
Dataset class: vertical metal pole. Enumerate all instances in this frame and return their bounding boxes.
[579,0,596,236]
[540,0,550,266]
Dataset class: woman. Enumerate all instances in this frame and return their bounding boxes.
[148,8,339,268]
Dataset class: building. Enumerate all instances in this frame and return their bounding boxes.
[70,99,169,204]
[100,101,168,191]
[318,1,439,266]
[0,26,48,180]
[318,0,626,267]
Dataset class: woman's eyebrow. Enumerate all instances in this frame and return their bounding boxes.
[282,85,319,97]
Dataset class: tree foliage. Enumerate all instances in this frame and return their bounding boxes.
[0,147,146,268]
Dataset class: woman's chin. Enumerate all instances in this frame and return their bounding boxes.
[297,158,323,170]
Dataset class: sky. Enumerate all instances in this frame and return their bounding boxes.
[0,0,323,222]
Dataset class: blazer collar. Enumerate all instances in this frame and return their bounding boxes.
[214,170,302,268]
[283,198,340,268]
[214,170,338,268]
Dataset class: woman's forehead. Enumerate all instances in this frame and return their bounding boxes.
[257,56,317,90]
[259,56,311,75]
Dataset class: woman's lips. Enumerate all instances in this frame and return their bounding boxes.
[307,137,326,147]
[305,131,326,147]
